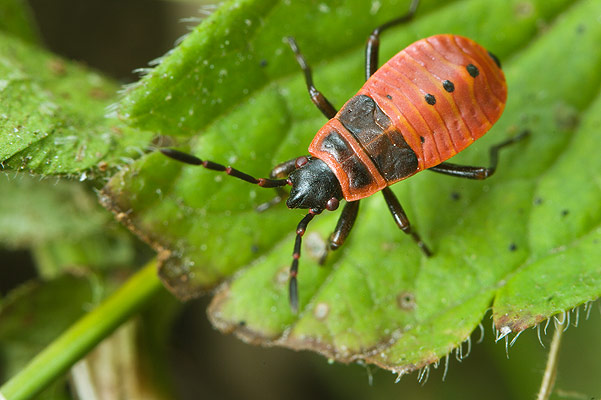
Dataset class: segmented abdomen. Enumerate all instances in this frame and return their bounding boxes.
[309,34,507,201]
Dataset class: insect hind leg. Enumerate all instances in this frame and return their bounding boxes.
[428,130,530,180]
[286,37,338,119]
[365,0,419,79]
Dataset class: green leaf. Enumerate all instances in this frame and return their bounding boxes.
[492,93,601,332]
[118,0,456,136]
[102,0,601,374]
[0,32,152,176]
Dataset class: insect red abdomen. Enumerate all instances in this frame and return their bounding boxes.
[309,34,507,201]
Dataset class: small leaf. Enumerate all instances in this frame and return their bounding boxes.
[0,32,152,176]
[103,0,601,374]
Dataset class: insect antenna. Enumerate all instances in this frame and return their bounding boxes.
[160,148,289,188]
[289,209,320,313]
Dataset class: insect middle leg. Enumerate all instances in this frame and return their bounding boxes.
[382,187,432,256]
[286,37,338,119]
[365,0,420,79]
[319,200,360,264]
[428,131,530,179]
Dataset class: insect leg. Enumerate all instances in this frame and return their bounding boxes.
[256,157,306,212]
[365,0,419,79]
[319,200,360,265]
[160,148,289,188]
[286,37,338,119]
[382,187,432,256]
[289,210,319,313]
[428,131,529,180]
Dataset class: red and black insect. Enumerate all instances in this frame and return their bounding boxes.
[160,0,527,313]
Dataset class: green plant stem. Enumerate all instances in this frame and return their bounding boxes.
[536,317,564,400]
[0,259,164,400]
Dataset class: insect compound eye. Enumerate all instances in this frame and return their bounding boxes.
[325,197,339,211]
[295,156,309,169]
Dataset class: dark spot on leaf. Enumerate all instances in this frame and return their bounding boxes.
[396,291,416,311]
[553,102,580,131]
[89,87,111,100]
[508,243,517,252]
[533,197,543,206]
[561,209,570,217]
[238,320,246,327]
[577,24,586,34]
[450,191,461,201]
[251,244,259,253]
[48,59,66,75]
[260,59,268,67]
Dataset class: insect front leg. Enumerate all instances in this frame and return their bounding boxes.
[382,187,432,256]
[319,200,360,265]
[428,131,529,179]
[160,148,288,188]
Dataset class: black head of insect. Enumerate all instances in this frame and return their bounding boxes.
[159,148,341,313]
[286,157,342,213]
[281,155,344,313]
